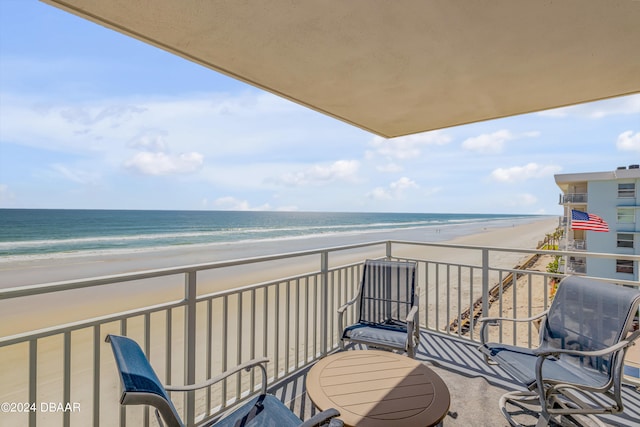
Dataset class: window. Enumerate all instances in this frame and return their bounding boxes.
[616,260,634,274]
[617,208,635,223]
[617,233,634,248]
[618,183,635,198]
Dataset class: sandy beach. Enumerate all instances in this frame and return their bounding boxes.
[0,216,559,427]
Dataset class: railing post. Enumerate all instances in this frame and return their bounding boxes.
[386,241,392,259]
[184,271,197,426]
[29,340,37,427]
[320,251,329,356]
[481,248,489,319]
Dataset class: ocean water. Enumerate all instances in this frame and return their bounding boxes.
[0,209,535,261]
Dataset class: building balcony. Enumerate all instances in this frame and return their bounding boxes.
[561,238,587,251]
[565,256,587,274]
[559,193,588,204]
[1,241,638,427]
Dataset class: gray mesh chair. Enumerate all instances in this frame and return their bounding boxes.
[478,276,640,427]
[106,335,342,427]
[338,259,419,358]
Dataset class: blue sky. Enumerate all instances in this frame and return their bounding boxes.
[1,1,638,215]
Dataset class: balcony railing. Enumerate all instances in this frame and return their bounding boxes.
[559,193,588,204]
[565,256,587,274]
[1,241,638,427]
[562,239,586,251]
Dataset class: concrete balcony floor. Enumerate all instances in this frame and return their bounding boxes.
[267,331,640,427]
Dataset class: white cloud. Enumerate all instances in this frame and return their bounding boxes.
[124,151,203,175]
[59,104,147,127]
[368,187,393,200]
[588,96,640,118]
[128,132,169,152]
[370,131,451,160]
[211,196,270,211]
[616,131,640,152]
[538,94,640,119]
[390,177,418,191]
[462,130,513,154]
[0,91,319,159]
[462,130,541,154]
[272,160,359,186]
[368,177,419,200]
[490,163,562,182]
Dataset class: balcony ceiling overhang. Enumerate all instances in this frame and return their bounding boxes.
[42,0,640,138]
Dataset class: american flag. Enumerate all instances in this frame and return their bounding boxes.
[571,209,609,232]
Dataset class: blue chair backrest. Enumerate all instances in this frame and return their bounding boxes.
[358,259,416,326]
[543,276,640,377]
[107,334,183,427]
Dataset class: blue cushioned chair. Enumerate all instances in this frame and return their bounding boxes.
[106,335,342,427]
[338,259,419,358]
[478,276,640,427]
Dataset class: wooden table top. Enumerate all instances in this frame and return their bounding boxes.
[306,350,450,427]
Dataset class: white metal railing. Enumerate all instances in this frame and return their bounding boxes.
[570,239,586,250]
[1,241,638,427]
[566,256,587,274]
[559,192,588,204]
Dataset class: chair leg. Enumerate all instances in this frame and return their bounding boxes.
[545,394,607,427]
[500,390,607,427]
[534,411,550,427]
[499,390,546,427]
[406,344,415,359]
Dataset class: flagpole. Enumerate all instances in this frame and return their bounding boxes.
[565,204,570,274]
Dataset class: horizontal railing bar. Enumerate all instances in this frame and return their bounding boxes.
[195,272,321,302]
[3,241,636,301]
[0,300,185,346]
[0,241,388,300]
[0,269,188,300]
[389,240,640,261]
[194,261,364,302]
[484,266,639,287]
[406,258,478,270]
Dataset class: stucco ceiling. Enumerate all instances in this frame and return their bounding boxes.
[42,0,640,138]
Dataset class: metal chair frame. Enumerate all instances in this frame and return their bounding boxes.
[478,276,640,427]
[106,334,342,427]
[338,259,419,358]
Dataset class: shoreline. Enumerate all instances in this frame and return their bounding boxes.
[0,215,555,288]
[0,211,547,263]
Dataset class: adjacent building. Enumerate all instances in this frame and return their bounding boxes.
[556,165,640,383]
[555,165,640,282]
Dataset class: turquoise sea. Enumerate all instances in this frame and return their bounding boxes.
[0,209,537,261]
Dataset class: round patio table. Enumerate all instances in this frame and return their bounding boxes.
[306,350,450,427]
